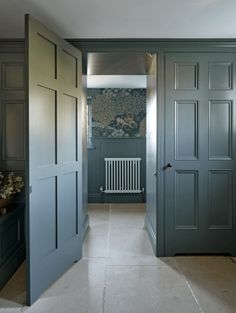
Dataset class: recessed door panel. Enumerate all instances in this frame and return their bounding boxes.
[62,50,77,87]
[209,100,232,160]
[2,63,25,90]
[175,100,198,160]
[208,170,233,229]
[35,87,56,166]
[37,177,57,255]
[60,172,78,241]
[61,94,77,162]
[209,62,232,90]
[174,62,198,90]
[174,171,198,229]
[3,101,25,160]
[36,34,57,80]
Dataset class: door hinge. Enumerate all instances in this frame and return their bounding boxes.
[29,186,32,193]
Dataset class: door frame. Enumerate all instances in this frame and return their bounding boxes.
[67,39,236,256]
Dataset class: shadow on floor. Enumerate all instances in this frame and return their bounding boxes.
[0,261,26,307]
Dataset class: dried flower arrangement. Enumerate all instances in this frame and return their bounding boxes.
[0,172,24,199]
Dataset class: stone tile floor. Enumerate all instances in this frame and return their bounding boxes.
[1,203,236,313]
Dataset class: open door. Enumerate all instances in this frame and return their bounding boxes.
[25,15,83,304]
[145,54,157,252]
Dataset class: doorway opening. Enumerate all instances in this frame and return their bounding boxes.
[84,52,157,257]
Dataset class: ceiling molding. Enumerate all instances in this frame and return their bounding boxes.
[68,38,236,52]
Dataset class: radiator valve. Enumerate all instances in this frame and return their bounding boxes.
[100,186,104,193]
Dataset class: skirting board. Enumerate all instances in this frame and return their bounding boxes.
[88,193,145,203]
[145,214,157,255]
[82,213,89,241]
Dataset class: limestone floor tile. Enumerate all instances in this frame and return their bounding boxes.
[175,256,236,313]
[109,208,145,228]
[110,203,146,211]
[42,258,107,298]
[104,265,201,313]
[87,203,110,210]
[88,204,110,225]
[20,258,107,313]
[83,223,109,258]
[21,290,103,313]
[0,299,22,313]
[108,227,159,265]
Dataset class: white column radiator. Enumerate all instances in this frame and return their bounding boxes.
[104,158,142,194]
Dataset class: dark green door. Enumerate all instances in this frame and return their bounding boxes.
[165,52,236,256]
[146,54,157,249]
[26,15,83,304]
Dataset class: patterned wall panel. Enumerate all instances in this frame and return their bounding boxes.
[88,88,146,138]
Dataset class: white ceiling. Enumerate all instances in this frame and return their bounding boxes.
[0,0,236,38]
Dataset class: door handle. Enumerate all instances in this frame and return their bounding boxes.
[153,171,157,176]
[164,163,172,170]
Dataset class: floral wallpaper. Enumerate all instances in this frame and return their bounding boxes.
[88,89,146,138]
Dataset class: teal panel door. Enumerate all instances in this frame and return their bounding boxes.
[26,15,83,304]
[165,52,236,256]
[146,54,157,249]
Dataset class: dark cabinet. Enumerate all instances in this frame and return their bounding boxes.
[0,205,25,289]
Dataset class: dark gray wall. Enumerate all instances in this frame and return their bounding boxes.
[88,138,146,203]
[0,40,25,289]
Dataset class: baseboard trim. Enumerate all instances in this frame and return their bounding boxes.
[88,193,145,203]
[145,214,157,255]
[82,213,89,241]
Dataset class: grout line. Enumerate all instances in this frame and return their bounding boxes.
[102,260,109,313]
[107,204,112,256]
[102,203,112,313]
[175,260,205,313]
[84,256,111,260]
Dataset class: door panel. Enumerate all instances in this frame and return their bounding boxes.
[174,170,198,229]
[146,54,157,247]
[209,100,232,159]
[175,100,198,160]
[165,53,236,256]
[208,170,233,229]
[26,15,83,304]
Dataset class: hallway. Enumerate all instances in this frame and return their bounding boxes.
[1,203,236,312]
